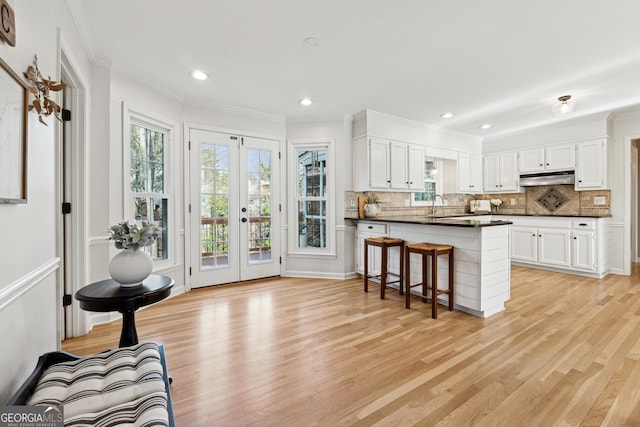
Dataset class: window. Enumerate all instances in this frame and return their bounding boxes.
[126,109,174,263]
[412,158,443,206]
[288,139,335,255]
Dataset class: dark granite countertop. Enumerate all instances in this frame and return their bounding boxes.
[348,216,512,227]
[492,213,612,218]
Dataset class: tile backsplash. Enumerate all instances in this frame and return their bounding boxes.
[345,185,610,218]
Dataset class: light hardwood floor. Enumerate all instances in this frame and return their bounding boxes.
[63,265,640,426]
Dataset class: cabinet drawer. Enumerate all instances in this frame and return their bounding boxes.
[357,222,387,234]
[572,219,595,230]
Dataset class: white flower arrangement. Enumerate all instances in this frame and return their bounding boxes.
[107,220,159,250]
[490,198,503,207]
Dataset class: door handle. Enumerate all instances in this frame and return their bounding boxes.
[241,218,248,223]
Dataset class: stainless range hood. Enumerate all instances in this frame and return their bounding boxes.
[519,170,575,186]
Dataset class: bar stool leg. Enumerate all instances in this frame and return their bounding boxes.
[449,249,454,311]
[364,241,369,293]
[431,250,439,319]
[380,245,387,299]
[422,254,428,302]
[399,245,404,295]
[405,247,411,309]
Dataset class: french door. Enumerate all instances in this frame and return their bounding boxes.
[189,129,281,288]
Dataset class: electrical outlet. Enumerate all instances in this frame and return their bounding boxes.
[511,198,516,205]
[349,199,355,208]
[594,196,606,205]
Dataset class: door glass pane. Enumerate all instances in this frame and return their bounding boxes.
[247,148,272,264]
[200,143,229,269]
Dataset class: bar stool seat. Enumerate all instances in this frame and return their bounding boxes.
[405,242,454,319]
[364,237,404,299]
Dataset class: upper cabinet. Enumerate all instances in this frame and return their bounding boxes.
[575,139,609,190]
[483,151,519,193]
[519,143,575,173]
[353,136,424,192]
[457,153,482,193]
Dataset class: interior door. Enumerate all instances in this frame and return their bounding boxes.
[189,129,280,288]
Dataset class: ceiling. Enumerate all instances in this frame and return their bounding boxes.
[70,0,640,138]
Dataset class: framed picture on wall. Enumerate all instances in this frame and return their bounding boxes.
[0,56,28,203]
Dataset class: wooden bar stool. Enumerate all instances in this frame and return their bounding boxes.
[364,237,404,299]
[405,243,454,319]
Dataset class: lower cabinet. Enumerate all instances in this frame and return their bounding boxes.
[509,216,607,277]
[355,222,388,275]
[511,227,571,268]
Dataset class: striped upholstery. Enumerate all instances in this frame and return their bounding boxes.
[28,342,169,426]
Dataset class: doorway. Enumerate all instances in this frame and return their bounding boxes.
[188,129,281,287]
[58,47,88,340]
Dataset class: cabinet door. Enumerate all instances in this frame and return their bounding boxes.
[389,141,408,190]
[483,154,500,192]
[407,144,425,191]
[545,144,575,171]
[571,231,596,271]
[499,152,520,191]
[519,148,545,173]
[369,138,390,189]
[576,140,606,190]
[356,232,384,275]
[469,155,483,192]
[538,228,571,267]
[511,226,538,262]
[458,153,471,192]
[458,153,482,193]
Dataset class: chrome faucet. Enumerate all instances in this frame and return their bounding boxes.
[432,194,444,217]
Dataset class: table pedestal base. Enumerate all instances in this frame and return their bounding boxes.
[119,310,138,347]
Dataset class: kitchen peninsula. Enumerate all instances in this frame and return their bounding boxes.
[354,216,512,318]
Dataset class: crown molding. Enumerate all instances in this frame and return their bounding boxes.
[65,0,96,60]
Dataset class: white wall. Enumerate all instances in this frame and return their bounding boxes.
[0,0,92,402]
[611,111,640,274]
[285,116,356,278]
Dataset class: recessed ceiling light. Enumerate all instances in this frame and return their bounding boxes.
[190,70,209,81]
[299,98,313,106]
[479,123,492,129]
[441,112,454,119]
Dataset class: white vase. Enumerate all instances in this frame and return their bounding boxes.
[364,204,381,218]
[109,247,153,287]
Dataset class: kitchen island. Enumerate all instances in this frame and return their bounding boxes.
[353,216,512,318]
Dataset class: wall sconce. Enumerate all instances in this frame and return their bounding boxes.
[552,95,575,116]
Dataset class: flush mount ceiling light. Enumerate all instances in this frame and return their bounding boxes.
[190,70,209,81]
[479,123,492,129]
[299,97,313,106]
[552,95,575,116]
[302,37,320,48]
[441,112,454,119]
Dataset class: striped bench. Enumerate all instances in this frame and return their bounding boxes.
[7,342,175,426]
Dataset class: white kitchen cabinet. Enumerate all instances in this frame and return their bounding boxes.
[457,153,483,193]
[571,230,596,271]
[483,152,519,192]
[356,222,388,275]
[538,228,572,267]
[519,144,575,173]
[511,226,571,267]
[575,139,608,190]
[506,216,609,278]
[511,226,538,262]
[353,136,424,191]
[389,142,424,191]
